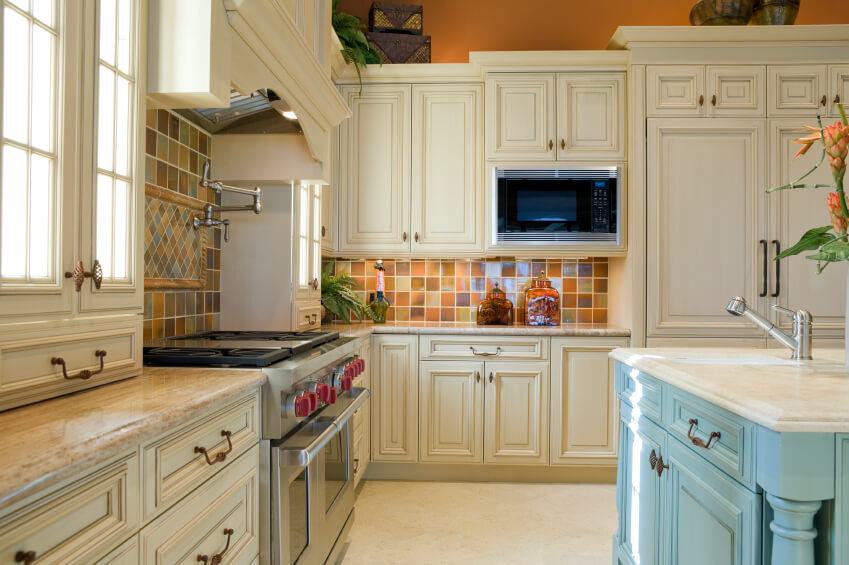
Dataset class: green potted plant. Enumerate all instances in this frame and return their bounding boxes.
[321,262,375,324]
[332,0,383,91]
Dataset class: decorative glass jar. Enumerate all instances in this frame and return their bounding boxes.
[477,283,514,325]
[525,272,560,326]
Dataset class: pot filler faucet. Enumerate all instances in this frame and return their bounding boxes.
[725,296,813,360]
[192,161,262,242]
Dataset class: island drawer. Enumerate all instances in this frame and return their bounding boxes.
[615,362,662,423]
[664,387,755,489]
[141,391,260,521]
[419,335,549,361]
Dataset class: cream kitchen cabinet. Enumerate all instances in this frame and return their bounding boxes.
[0,0,144,410]
[320,129,338,253]
[646,65,765,117]
[419,361,484,463]
[485,72,625,161]
[371,334,419,462]
[292,182,322,329]
[352,338,372,486]
[550,337,627,466]
[768,64,848,117]
[337,83,483,255]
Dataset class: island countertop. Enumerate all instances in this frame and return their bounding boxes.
[610,347,849,433]
[324,321,631,339]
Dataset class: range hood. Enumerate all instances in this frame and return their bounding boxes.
[175,88,303,135]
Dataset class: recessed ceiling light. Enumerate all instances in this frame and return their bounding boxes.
[281,110,298,120]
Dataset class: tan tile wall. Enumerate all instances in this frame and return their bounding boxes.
[323,258,609,324]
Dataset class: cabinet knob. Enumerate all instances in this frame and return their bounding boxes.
[649,449,669,478]
[403,231,407,242]
[414,232,419,242]
[15,551,37,564]
[560,139,566,150]
[476,371,480,383]
[321,225,326,237]
[835,94,841,105]
[488,371,493,384]
[548,139,554,151]
[711,94,717,106]
[698,94,704,106]
[821,94,828,107]
[64,259,103,291]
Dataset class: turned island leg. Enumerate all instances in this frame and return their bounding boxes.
[766,494,822,565]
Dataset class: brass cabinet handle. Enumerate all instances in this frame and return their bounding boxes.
[15,551,36,564]
[711,94,717,106]
[560,139,565,150]
[51,350,107,380]
[835,94,841,105]
[475,371,480,383]
[194,430,233,465]
[403,231,407,242]
[312,278,319,290]
[469,346,502,357]
[698,94,704,106]
[311,314,318,324]
[821,94,828,107]
[548,139,554,150]
[414,232,419,242]
[354,458,360,474]
[64,259,103,291]
[687,418,721,449]
[321,225,326,237]
[197,528,234,564]
[488,371,493,384]
[649,449,669,478]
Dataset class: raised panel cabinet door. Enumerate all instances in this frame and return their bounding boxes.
[371,335,418,462]
[555,73,625,160]
[411,84,483,252]
[769,119,845,338]
[616,403,666,565]
[706,66,765,117]
[339,84,411,253]
[309,184,322,300]
[419,360,484,463]
[665,438,761,565]
[485,73,555,160]
[551,338,627,466]
[768,65,828,117]
[646,65,705,117]
[647,118,767,339]
[293,182,312,302]
[830,65,849,118]
[483,361,549,465]
[320,129,338,252]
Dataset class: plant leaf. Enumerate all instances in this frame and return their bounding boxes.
[775,226,835,260]
[806,239,849,263]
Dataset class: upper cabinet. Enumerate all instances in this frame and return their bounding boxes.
[646,65,765,117]
[769,64,848,117]
[485,72,625,161]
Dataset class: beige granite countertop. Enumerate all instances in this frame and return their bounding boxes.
[0,366,266,508]
[611,347,849,433]
[324,321,631,338]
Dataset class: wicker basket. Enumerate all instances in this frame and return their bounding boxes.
[367,31,430,64]
[369,2,423,34]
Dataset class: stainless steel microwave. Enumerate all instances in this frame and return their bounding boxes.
[492,166,621,247]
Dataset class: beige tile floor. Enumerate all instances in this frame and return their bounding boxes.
[335,481,617,565]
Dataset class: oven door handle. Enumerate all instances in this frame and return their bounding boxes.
[278,387,370,467]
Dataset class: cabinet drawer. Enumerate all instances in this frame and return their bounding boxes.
[95,536,138,565]
[0,325,140,411]
[768,65,828,116]
[0,452,139,565]
[646,65,704,117]
[615,362,662,423]
[141,392,260,521]
[664,387,755,489]
[293,302,322,331]
[419,335,549,361]
[140,445,259,565]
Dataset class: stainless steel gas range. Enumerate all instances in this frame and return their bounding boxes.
[144,330,369,565]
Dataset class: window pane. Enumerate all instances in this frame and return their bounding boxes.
[3,7,30,144]
[31,0,53,28]
[28,152,50,278]
[1,145,27,277]
[116,0,131,74]
[7,0,27,11]
[99,0,116,66]
[30,23,53,151]
[113,179,128,279]
[98,66,115,170]
[114,76,130,176]
[96,174,113,278]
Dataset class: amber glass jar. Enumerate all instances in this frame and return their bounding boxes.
[525,272,560,326]
[477,283,513,325]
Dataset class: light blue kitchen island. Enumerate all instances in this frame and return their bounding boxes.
[611,347,849,565]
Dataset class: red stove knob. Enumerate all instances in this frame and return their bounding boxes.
[316,383,331,403]
[345,364,354,378]
[357,358,365,373]
[328,387,338,404]
[294,395,310,417]
[304,391,318,411]
[340,375,353,391]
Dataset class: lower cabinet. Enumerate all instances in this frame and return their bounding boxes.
[371,335,419,462]
[419,361,484,463]
[96,537,139,565]
[353,338,372,485]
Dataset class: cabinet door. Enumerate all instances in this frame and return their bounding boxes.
[371,335,418,462]
[483,361,549,465]
[551,338,626,466]
[646,65,705,117]
[616,403,666,565]
[647,119,767,340]
[830,65,849,118]
[419,361,484,463]
[339,84,411,253]
[706,66,765,117]
[320,129,337,252]
[485,73,555,160]
[309,184,321,300]
[79,0,144,314]
[411,84,482,252]
[768,65,828,117]
[556,73,625,160]
[769,119,845,338]
[293,182,312,302]
[666,438,761,565]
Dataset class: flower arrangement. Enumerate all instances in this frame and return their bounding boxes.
[769,104,849,273]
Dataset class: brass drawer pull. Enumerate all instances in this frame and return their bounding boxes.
[475,371,480,383]
[835,94,841,105]
[821,94,828,107]
[548,139,554,150]
[687,418,721,449]
[711,94,717,106]
[560,139,566,150]
[469,346,502,357]
[489,371,493,384]
[197,528,234,564]
[649,449,669,478]
[195,430,233,465]
[698,94,704,106]
[64,259,103,291]
[51,350,107,380]
[15,551,37,564]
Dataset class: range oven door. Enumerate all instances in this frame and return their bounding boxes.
[270,387,369,565]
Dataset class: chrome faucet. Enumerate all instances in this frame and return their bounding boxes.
[725,296,812,360]
[192,205,231,241]
[192,161,261,242]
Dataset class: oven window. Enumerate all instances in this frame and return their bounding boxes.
[289,468,309,565]
[324,423,349,512]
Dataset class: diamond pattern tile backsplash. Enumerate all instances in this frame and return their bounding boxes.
[144,194,206,281]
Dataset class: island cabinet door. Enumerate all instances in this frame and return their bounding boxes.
[665,438,761,565]
[483,361,549,465]
[419,361,484,463]
[371,335,419,462]
[616,403,666,565]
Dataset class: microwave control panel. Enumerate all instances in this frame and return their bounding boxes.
[591,184,610,232]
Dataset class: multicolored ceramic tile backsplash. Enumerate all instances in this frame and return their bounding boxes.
[143,109,220,340]
[322,258,609,324]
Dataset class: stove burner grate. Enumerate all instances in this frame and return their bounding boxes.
[146,347,223,357]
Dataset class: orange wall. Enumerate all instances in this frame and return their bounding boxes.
[337,0,849,63]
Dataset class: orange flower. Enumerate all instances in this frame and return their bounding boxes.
[827,192,847,235]
[793,125,824,159]
[824,121,849,177]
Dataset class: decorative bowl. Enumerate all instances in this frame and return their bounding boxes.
[750,0,800,24]
[689,0,755,25]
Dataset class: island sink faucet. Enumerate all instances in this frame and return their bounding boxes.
[725,296,813,360]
